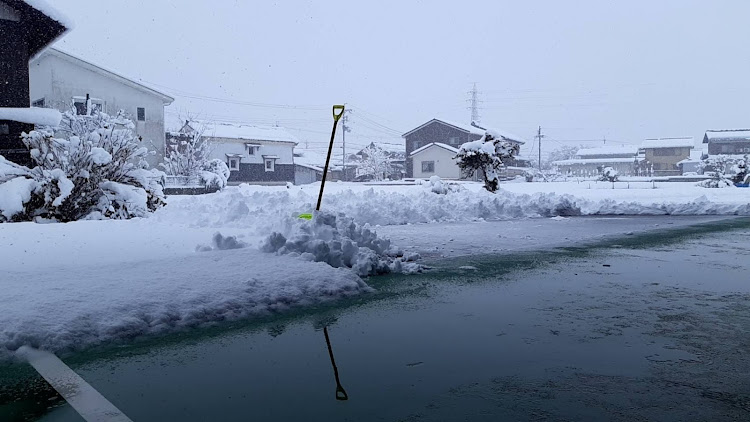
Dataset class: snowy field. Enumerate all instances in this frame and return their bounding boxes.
[1,180,749,360]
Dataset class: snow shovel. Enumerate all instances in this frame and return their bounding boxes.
[299,105,346,220]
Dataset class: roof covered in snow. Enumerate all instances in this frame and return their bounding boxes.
[202,122,300,144]
[642,137,695,149]
[402,119,526,144]
[576,145,639,158]
[409,142,459,157]
[0,107,61,126]
[703,129,750,143]
[552,157,637,166]
[31,49,174,104]
[4,0,71,59]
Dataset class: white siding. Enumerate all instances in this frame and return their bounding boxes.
[207,138,295,165]
[411,146,461,179]
[29,54,168,168]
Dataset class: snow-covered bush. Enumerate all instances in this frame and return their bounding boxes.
[199,159,230,190]
[0,111,165,222]
[731,155,748,185]
[698,155,736,188]
[598,166,619,182]
[357,143,391,181]
[455,131,519,192]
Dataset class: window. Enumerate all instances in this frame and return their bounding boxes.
[228,158,240,171]
[73,97,104,115]
[0,124,9,135]
[265,159,275,172]
[137,107,146,121]
[246,145,259,155]
[653,148,676,156]
[32,98,45,108]
[448,137,458,145]
[414,141,422,149]
[422,161,435,173]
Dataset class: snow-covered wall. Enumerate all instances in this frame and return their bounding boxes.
[29,51,170,168]
[411,145,461,179]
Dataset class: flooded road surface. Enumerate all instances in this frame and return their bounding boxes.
[3,217,750,421]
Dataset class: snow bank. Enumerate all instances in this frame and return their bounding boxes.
[0,249,369,360]
[0,107,62,126]
[260,211,421,277]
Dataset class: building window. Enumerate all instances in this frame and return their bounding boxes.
[421,161,435,173]
[265,159,275,172]
[246,145,259,155]
[32,98,45,108]
[414,141,422,149]
[448,137,458,145]
[653,148,676,156]
[228,157,240,171]
[137,107,146,121]
[0,124,9,135]
[73,97,104,115]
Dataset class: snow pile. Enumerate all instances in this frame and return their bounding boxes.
[261,211,421,277]
[196,232,248,251]
[0,248,370,360]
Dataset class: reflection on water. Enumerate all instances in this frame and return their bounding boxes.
[323,327,348,401]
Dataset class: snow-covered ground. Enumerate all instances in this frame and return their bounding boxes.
[1,180,748,360]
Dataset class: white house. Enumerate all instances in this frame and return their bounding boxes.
[409,142,461,179]
[552,145,639,177]
[29,48,174,168]
[198,122,298,185]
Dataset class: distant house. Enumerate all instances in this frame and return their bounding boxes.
[0,0,68,166]
[703,129,750,156]
[197,122,297,185]
[29,48,174,168]
[677,148,707,174]
[552,145,639,177]
[641,137,694,176]
[410,142,461,179]
[292,149,325,185]
[402,119,525,178]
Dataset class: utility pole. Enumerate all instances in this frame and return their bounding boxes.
[536,126,544,170]
[341,107,351,181]
[467,83,482,124]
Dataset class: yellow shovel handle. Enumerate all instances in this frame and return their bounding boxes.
[332,105,345,122]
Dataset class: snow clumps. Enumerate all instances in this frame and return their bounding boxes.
[261,211,421,277]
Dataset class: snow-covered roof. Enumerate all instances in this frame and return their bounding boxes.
[409,142,459,157]
[293,148,328,167]
[576,145,639,157]
[552,157,636,166]
[642,137,695,149]
[402,118,526,144]
[0,107,61,126]
[32,49,174,105]
[6,0,72,60]
[294,162,323,172]
[576,145,638,158]
[202,122,299,144]
[703,129,750,143]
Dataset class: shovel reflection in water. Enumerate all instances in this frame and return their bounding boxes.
[323,326,348,401]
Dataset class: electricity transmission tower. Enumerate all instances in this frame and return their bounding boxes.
[467,83,482,124]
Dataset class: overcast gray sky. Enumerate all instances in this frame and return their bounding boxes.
[53,0,750,158]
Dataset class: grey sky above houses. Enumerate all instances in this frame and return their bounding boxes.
[52,0,750,159]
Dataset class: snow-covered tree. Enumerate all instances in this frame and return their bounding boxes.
[547,145,580,164]
[598,166,619,182]
[455,131,520,192]
[731,155,748,184]
[162,120,230,190]
[0,110,166,222]
[357,143,390,181]
[698,155,735,188]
